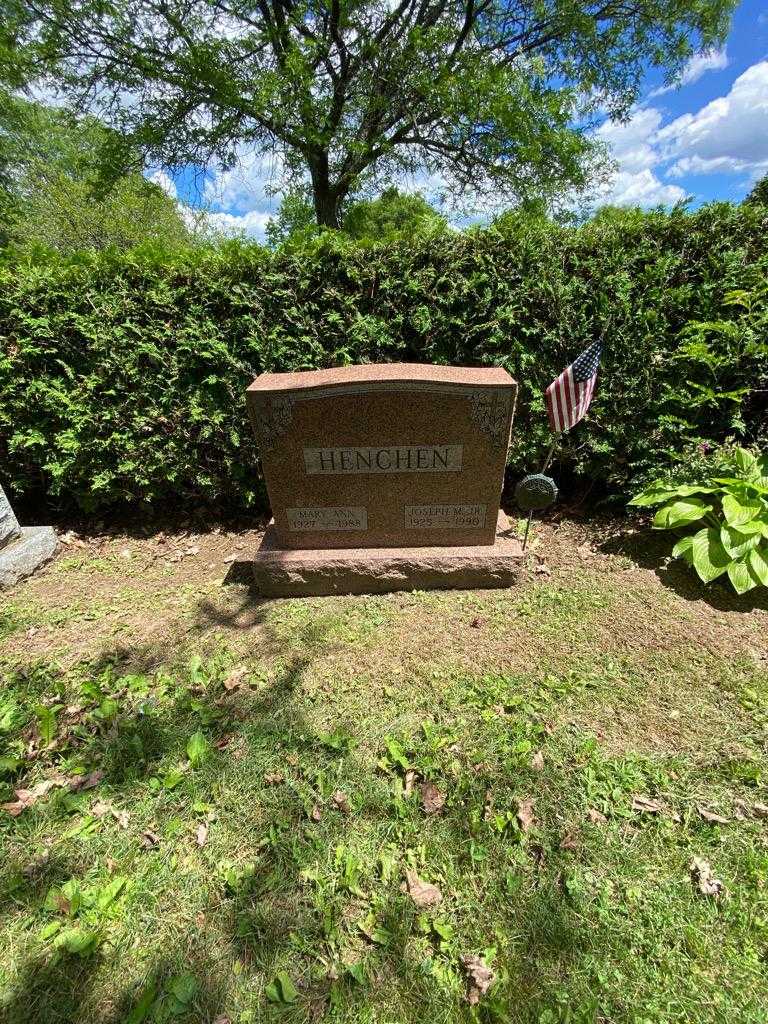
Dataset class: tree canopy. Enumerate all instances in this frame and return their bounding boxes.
[265,185,447,243]
[1,102,192,252]
[11,0,735,226]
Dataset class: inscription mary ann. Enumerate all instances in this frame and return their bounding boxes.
[304,444,462,475]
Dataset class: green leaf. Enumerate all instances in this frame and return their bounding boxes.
[746,546,768,587]
[124,983,158,1024]
[671,535,695,563]
[720,526,762,559]
[56,926,98,956]
[722,492,764,527]
[726,559,759,595]
[733,447,758,478]
[96,876,127,911]
[186,731,209,767]
[652,498,711,529]
[628,484,718,507]
[690,527,731,583]
[162,768,185,789]
[346,962,366,985]
[60,878,82,917]
[266,972,298,1004]
[169,972,198,1005]
[34,704,59,745]
[0,754,21,775]
[714,477,768,496]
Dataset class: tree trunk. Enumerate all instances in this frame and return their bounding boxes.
[309,151,341,228]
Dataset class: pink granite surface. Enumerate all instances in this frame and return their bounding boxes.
[246,363,517,551]
[247,363,513,393]
[249,512,523,597]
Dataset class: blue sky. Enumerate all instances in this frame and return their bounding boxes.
[155,0,768,238]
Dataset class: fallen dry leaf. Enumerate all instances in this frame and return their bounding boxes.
[631,795,663,814]
[141,830,160,849]
[264,772,284,785]
[310,804,323,822]
[531,750,545,772]
[22,849,51,878]
[112,807,130,829]
[697,805,730,824]
[196,822,208,847]
[92,800,129,829]
[690,856,724,897]
[420,782,445,815]
[69,769,104,792]
[460,954,495,1005]
[404,769,417,797]
[469,617,485,628]
[483,789,494,822]
[753,803,768,819]
[332,790,351,814]
[587,807,607,824]
[2,777,67,816]
[560,829,580,851]
[404,869,442,909]
[1,800,27,817]
[223,666,249,691]
[517,797,535,832]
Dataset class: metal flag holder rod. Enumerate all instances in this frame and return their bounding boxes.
[520,435,561,552]
[519,321,608,553]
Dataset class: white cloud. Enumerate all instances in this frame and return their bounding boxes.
[591,107,687,207]
[596,107,663,173]
[178,205,272,240]
[597,168,687,206]
[650,47,729,97]
[148,169,178,199]
[202,148,285,215]
[202,209,273,237]
[657,60,768,178]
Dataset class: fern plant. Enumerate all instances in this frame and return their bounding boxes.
[629,448,768,594]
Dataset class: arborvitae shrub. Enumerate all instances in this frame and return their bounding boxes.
[1,202,766,515]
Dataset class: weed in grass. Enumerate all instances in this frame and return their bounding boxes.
[1,526,768,1023]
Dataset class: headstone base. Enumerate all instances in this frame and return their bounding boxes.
[249,512,523,597]
[0,527,58,589]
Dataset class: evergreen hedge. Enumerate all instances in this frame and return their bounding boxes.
[1,201,767,515]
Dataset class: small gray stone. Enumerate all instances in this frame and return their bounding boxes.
[0,527,59,589]
[0,485,22,550]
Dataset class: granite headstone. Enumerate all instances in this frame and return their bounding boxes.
[245,363,522,595]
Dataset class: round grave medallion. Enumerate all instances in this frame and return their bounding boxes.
[515,473,558,512]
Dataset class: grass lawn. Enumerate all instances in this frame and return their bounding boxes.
[1,516,767,1024]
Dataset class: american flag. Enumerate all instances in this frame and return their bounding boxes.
[545,341,601,434]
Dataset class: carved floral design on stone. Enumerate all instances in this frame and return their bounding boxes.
[469,391,512,448]
[252,395,296,450]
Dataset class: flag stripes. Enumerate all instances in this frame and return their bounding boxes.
[545,342,601,434]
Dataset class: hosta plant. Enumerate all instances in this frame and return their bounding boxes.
[629,448,768,595]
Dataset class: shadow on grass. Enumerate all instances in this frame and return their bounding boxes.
[0,949,228,1024]
[0,599,680,1024]
[597,527,768,613]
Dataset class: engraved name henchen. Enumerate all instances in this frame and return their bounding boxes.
[304,445,462,475]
